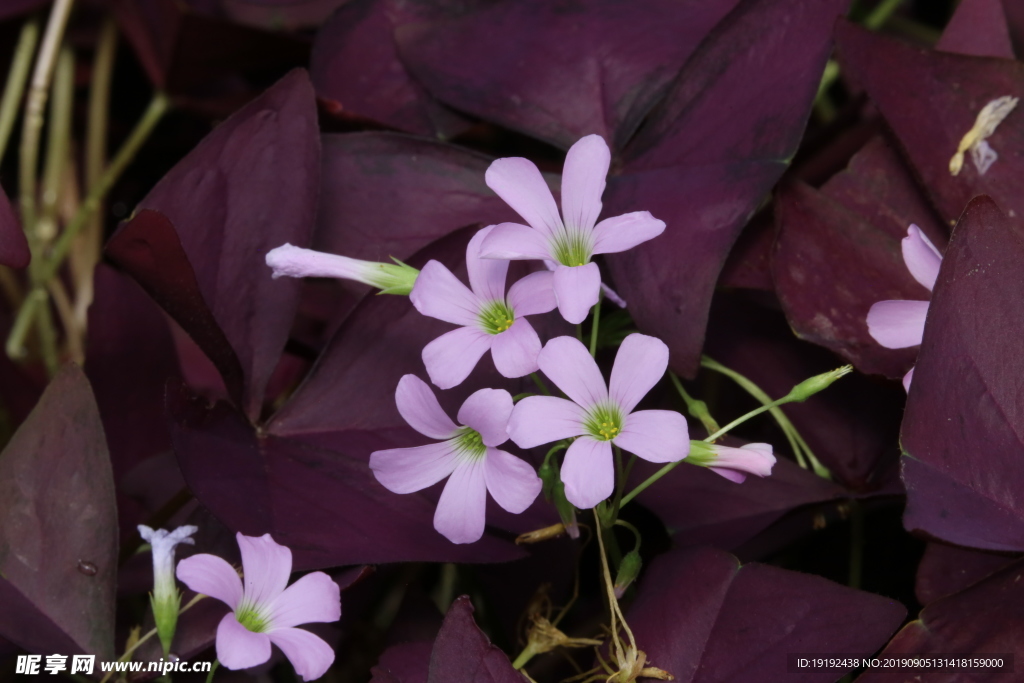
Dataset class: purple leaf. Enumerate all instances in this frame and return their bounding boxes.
[627,547,906,682]
[772,138,942,379]
[311,0,470,137]
[169,380,525,568]
[0,366,117,660]
[106,209,245,407]
[0,181,28,269]
[856,556,1024,683]
[396,0,740,151]
[427,596,525,683]
[132,69,319,418]
[915,542,1020,606]
[836,20,1024,226]
[605,0,849,376]
[901,196,1024,551]
[936,0,1015,59]
[372,642,432,683]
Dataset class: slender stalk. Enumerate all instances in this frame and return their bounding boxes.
[41,91,169,281]
[530,371,551,396]
[37,45,74,243]
[47,277,82,363]
[35,293,58,375]
[206,660,220,683]
[5,287,45,359]
[669,371,720,435]
[19,0,75,238]
[863,0,904,30]
[0,20,40,164]
[588,290,603,356]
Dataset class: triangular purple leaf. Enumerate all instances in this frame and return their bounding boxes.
[915,542,1020,606]
[936,0,1015,59]
[427,596,526,683]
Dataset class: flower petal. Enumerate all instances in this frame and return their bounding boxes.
[457,388,513,447]
[216,612,272,671]
[553,263,601,324]
[410,260,481,327]
[608,333,669,414]
[561,437,614,509]
[708,443,775,479]
[237,533,293,608]
[507,270,556,316]
[508,395,586,448]
[538,335,608,409]
[266,243,369,283]
[422,326,493,390]
[369,441,459,494]
[561,134,610,234]
[903,366,915,393]
[175,554,244,610]
[480,222,555,261]
[267,627,335,682]
[591,211,666,255]
[434,460,488,544]
[709,467,747,483]
[491,318,542,378]
[613,410,689,464]
[268,572,341,629]
[484,447,542,514]
[466,226,509,301]
[485,157,562,237]
[902,224,943,292]
[395,374,459,439]
[866,299,929,349]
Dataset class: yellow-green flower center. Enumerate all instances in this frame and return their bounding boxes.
[550,228,592,267]
[584,403,623,442]
[236,602,270,633]
[478,300,515,335]
[453,426,487,460]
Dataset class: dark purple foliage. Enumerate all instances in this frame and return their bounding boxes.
[0,182,28,269]
[915,542,1020,605]
[936,0,1015,59]
[901,197,1024,552]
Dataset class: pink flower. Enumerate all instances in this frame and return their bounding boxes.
[867,224,943,391]
[507,334,689,508]
[370,375,543,544]
[410,226,556,389]
[480,135,665,324]
[175,533,340,681]
[686,441,776,483]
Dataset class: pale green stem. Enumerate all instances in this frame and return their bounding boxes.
[206,660,220,683]
[588,289,603,357]
[668,371,720,435]
[37,45,74,244]
[530,371,550,396]
[41,91,169,281]
[0,20,40,164]
[863,0,904,30]
[5,287,45,359]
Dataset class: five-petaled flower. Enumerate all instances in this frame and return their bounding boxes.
[370,375,543,543]
[866,224,943,391]
[410,226,557,389]
[480,134,665,324]
[685,441,776,483]
[176,533,340,681]
[508,333,689,508]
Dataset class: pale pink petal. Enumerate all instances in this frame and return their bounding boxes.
[216,612,272,670]
[903,366,915,393]
[237,533,292,608]
[480,222,555,261]
[507,270,556,316]
[538,335,608,409]
[866,300,929,349]
[561,134,610,234]
[561,437,614,509]
[613,410,689,464]
[265,243,364,281]
[395,374,458,439]
[709,467,747,483]
[267,572,340,629]
[466,226,509,301]
[608,333,669,414]
[434,460,488,544]
[267,627,335,681]
[483,447,543,514]
[369,442,459,494]
[410,260,481,327]
[490,318,542,378]
[708,443,775,479]
[591,211,666,255]
[457,388,513,447]
[422,327,493,390]
[175,554,243,610]
[902,224,943,292]
[485,157,562,237]
[553,263,601,324]
[508,396,586,448]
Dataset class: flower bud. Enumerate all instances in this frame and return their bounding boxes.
[686,440,775,483]
[265,244,420,295]
[613,550,642,599]
[785,365,852,403]
[139,525,197,655]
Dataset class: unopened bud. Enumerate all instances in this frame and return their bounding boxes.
[785,365,852,403]
[613,550,642,599]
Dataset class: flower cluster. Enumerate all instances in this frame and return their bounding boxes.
[267,135,776,544]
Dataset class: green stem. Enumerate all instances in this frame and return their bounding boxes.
[5,287,44,359]
[37,45,73,243]
[530,371,550,396]
[41,91,169,281]
[613,519,641,552]
[863,0,904,30]
[588,290,603,356]
[0,20,40,164]
[35,292,58,375]
[511,645,537,670]
[669,371,720,434]
[205,660,219,683]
